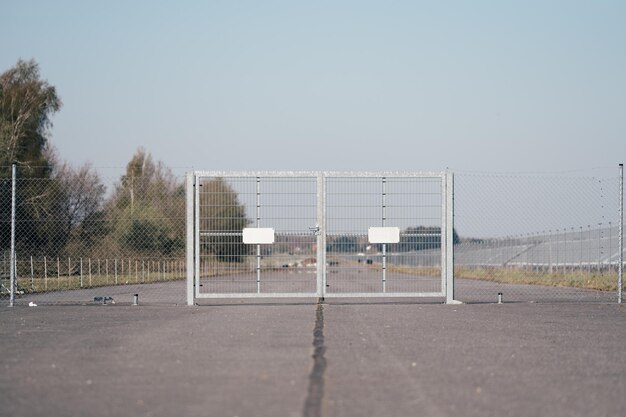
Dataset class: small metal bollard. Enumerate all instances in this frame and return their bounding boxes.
[133,294,139,306]
[497,292,503,304]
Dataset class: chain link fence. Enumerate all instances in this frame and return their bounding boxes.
[1,165,187,305]
[454,169,623,303]
[1,166,623,305]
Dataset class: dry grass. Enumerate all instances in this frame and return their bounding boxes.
[455,267,618,292]
[12,271,185,294]
[8,261,619,295]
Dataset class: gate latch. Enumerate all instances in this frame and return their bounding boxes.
[309,226,321,236]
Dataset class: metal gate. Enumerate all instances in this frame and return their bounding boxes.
[186,172,455,304]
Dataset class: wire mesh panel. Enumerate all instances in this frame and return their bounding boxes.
[189,171,451,301]
[324,174,446,297]
[194,173,319,297]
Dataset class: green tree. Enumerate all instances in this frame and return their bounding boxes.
[327,235,360,253]
[107,148,184,256]
[392,226,460,252]
[199,178,250,263]
[0,60,62,253]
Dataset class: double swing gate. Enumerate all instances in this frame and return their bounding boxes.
[186,172,455,304]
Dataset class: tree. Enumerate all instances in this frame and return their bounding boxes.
[0,59,61,176]
[199,178,251,263]
[0,60,62,253]
[107,148,185,256]
[327,235,360,253]
[53,161,107,253]
[392,226,460,252]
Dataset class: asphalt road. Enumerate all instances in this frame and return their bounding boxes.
[1,301,625,417]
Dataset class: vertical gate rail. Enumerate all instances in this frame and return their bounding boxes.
[186,171,455,304]
[444,170,458,304]
[186,172,195,306]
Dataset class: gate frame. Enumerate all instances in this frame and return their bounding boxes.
[186,171,456,305]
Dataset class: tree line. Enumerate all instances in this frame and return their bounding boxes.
[327,226,460,253]
[0,59,225,259]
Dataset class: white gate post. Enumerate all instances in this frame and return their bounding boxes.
[316,173,327,299]
[186,172,195,306]
[445,170,458,304]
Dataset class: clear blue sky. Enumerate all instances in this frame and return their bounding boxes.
[1,0,625,175]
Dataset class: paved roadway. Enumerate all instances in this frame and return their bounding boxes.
[1,300,625,417]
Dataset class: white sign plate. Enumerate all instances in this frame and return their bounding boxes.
[243,228,275,244]
[368,227,400,244]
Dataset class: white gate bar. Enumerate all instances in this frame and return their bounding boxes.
[440,174,447,300]
[193,171,445,178]
[325,292,446,298]
[195,292,445,299]
[445,171,458,304]
[194,173,201,299]
[317,174,326,298]
[196,292,319,299]
[186,172,195,305]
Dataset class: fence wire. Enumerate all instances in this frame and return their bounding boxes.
[1,167,623,305]
[1,167,187,305]
[454,169,623,303]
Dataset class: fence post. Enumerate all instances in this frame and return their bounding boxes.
[9,163,16,307]
[186,172,195,305]
[445,170,457,304]
[30,256,34,291]
[619,164,623,304]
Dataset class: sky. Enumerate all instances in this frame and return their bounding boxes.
[1,0,625,177]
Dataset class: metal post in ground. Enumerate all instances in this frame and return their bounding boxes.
[579,226,583,272]
[598,223,602,273]
[618,164,623,304]
[9,163,16,307]
[44,256,48,290]
[256,176,261,294]
[608,223,612,272]
[444,170,457,304]
[30,256,34,291]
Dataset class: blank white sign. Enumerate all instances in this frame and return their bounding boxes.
[368,227,400,244]
[243,228,275,244]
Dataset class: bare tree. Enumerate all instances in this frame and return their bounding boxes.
[54,161,106,238]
